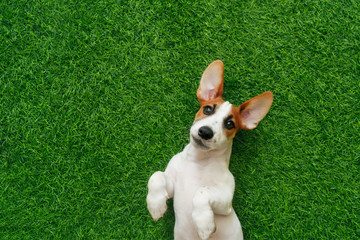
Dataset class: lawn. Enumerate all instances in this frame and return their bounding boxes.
[0,0,359,239]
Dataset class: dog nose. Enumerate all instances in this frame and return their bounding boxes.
[198,126,214,140]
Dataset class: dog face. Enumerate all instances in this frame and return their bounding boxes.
[190,100,240,150]
[190,60,273,151]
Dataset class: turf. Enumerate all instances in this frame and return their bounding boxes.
[0,0,359,239]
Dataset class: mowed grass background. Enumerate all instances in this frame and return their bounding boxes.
[1,0,359,239]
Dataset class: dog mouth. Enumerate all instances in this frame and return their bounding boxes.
[191,135,209,150]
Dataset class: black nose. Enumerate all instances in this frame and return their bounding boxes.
[198,126,214,140]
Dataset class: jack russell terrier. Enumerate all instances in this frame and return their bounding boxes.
[147,60,273,240]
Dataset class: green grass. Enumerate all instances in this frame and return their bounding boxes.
[1,0,359,239]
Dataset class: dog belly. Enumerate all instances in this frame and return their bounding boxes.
[173,183,243,240]
[173,189,197,240]
[212,210,243,240]
[174,205,243,240]
[173,174,204,240]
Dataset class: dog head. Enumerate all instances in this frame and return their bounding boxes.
[190,60,273,151]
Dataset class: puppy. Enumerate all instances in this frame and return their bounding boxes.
[147,60,273,239]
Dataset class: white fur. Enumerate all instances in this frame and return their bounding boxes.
[147,102,243,240]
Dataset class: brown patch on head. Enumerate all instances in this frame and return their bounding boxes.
[194,100,242,140]
[194,97,225,121]
[224,105,241,139]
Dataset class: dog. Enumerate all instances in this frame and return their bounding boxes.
[147,60,273,240]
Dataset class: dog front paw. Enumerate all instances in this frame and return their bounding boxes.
[147,171,169,221]
[197,222,216,240]
[146,193,168,221]
[192,209,216,240]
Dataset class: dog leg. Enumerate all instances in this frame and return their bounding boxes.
[192,185,234,240]
[146,171,173,221]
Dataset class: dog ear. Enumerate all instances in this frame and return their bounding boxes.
[197,60,224,102]
[238,91,273,130]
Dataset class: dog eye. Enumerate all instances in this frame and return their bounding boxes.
[203,105,215,115]
[225,120,235,130]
